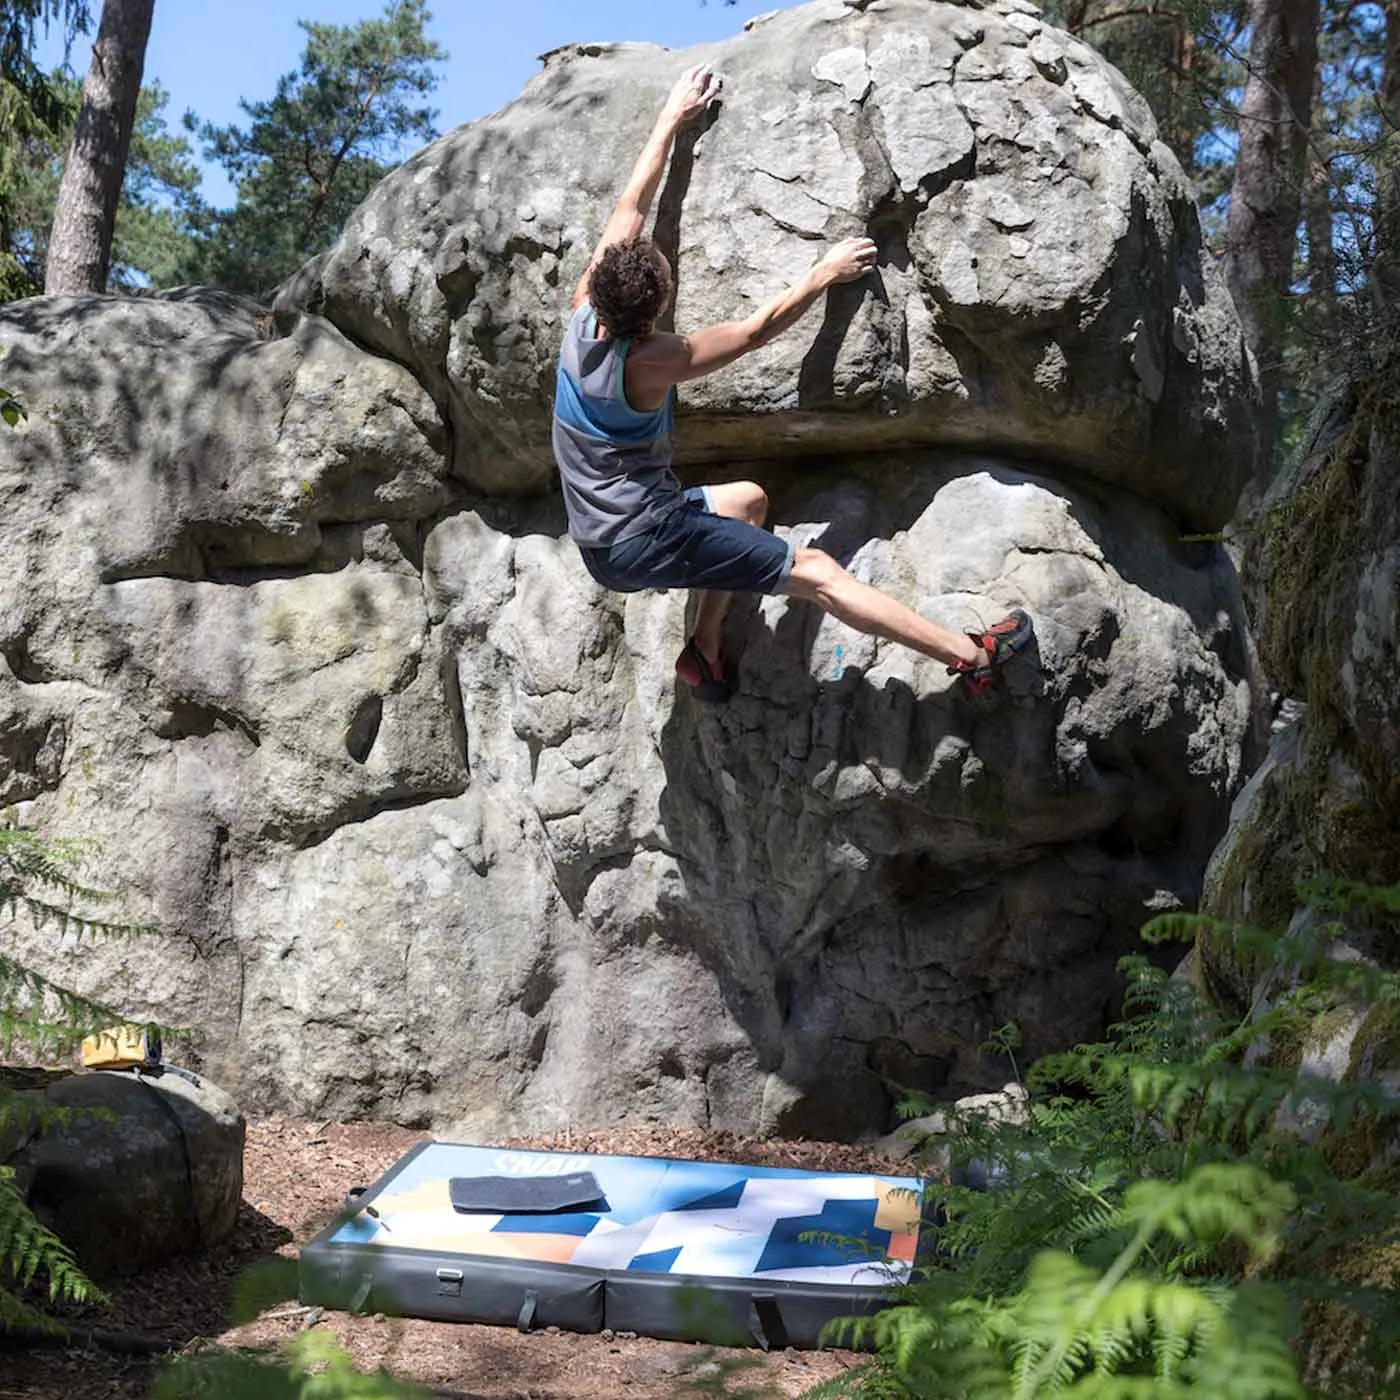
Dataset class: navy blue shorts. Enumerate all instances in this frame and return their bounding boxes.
[577,487,795,596]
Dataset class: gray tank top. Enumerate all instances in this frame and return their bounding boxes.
[552,301,681,546]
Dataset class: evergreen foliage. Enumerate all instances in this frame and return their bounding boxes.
[1044,0,1397,460]
[0,0,88,298]
[1,73,203,292]
[1039,0,1245,194]
[816,880,1400,1399]
[1287,1,1400,409]
[0,823,142,1332]
[184,0,445,296]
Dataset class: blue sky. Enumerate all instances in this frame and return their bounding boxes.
[25,11,1361,355]
[38,0,800,204]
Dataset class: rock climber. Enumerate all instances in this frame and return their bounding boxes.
[552,63,1034,701]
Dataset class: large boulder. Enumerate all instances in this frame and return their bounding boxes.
[1204,360,1400,957]
[0,0,1263,1140]
[1196,357,1400,1385]
[1248,372,1400,885]
[287,0,1257,530]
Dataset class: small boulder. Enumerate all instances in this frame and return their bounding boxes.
[874,1081,1030,1160]
[2,1067,244,1277]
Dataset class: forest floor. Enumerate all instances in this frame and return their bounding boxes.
[3,1116,911,1400]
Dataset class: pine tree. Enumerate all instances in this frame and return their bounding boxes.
[1371,0,1400,306]
[186,0,445,296]
[44,0,156,294]
[0,0,89,299]
[3,76,201,293]
[1038,0,1244,187]
[1223,0,1321,480]
[1254,0,1400,444]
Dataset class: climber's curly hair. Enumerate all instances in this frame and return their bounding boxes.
[589,237,671,339]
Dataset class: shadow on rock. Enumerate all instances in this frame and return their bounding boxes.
[647,452,1255,1140]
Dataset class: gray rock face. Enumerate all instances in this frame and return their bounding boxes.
[0,0,1262,1141]
[1,1069,244,1276]
[289,0,1257,531]
[1196,370,1399,1221]
[1204,371,1399,945]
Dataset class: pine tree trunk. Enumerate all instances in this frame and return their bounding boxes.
[1386,0,1400,109]
[1223,0,1320,474]
[1172,28,1197,170]
[44,0,155,295]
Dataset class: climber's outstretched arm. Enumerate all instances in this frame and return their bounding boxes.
[571,64,722,311]
[626,236,878,393]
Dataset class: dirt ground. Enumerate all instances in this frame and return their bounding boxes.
[2,1117,911,1400]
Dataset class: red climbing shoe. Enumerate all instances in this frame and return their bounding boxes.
[947,609,1035,695]
[676,638,732,703]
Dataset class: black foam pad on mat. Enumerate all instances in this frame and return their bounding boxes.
[448,1172,606,1214]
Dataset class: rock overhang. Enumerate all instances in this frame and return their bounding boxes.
[291,0,1259,532]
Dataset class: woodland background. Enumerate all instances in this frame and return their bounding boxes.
[4,0,1398,480]
[2,1,1399,1397]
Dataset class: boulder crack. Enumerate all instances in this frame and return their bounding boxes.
[284,788,470,852]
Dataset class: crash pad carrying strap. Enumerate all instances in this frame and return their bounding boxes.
[749,1293,790,1351]
[448,1171,605,1214]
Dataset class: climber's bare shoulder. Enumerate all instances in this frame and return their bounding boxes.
[626,323,763,400]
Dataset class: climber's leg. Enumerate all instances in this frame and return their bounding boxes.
[782,547,1033,681]
[683,481,769,677]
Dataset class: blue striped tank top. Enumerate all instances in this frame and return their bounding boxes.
[552,301,680,546]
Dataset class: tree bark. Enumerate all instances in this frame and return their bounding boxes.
[1172,27,1197,169]
[1223,0,1320,474]
[44,0,155,295]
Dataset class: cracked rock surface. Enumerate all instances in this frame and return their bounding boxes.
[290,0,1259,532]
[1,0,1263,1139]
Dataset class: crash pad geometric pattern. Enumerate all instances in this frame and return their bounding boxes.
[330,1143,923,1287]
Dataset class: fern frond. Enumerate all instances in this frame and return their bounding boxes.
[151,1352,302,1400]
[0,1084,81,1141]
[0,949,125,1055]
[1181,1281,1307,1399]
[1298,877,1400,918]
[799,1357,915,1400]
[0,1165,105,1332]
[0,827,154,942]
[847,881,1400,1400]
[1123,1163,1295,1260]
[152,1332,436,1399]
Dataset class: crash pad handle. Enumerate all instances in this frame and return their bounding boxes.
[749,1293,789,1352]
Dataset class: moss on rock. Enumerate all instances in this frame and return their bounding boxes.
[1203,346,1400,1380]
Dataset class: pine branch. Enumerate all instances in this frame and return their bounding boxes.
[1080,6,1185,26]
